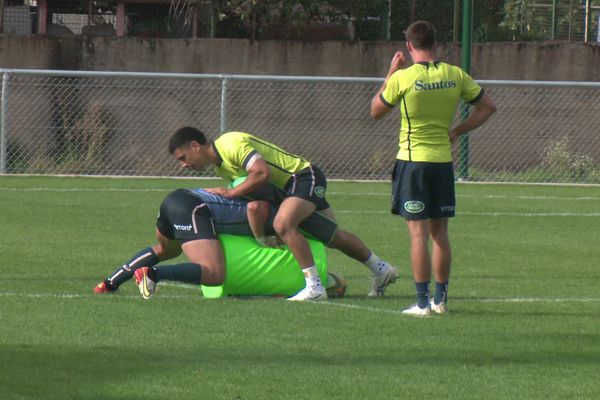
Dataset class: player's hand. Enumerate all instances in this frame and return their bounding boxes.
[388,51,406,74]
[204,187,232,197]
[449,129,459,144]
[257,236,282,248]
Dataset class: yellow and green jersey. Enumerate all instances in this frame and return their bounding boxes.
[380,61,483,163]
[212,131,311,189]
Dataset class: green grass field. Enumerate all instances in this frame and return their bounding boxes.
[1,176,599,400]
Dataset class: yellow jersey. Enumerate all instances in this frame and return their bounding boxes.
[381,61,483,162]
[212,131,311,189]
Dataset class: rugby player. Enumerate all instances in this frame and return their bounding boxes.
[370,20,496,316]
[93,187,335,298]
[168,127,399,301]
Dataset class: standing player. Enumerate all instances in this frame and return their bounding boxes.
[168,127,398,301]
[370,21,496,316]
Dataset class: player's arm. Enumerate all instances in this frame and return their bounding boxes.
[449,93,497,144]
[221,155,271,199]
[370,93,393,120]
[371,51,406,120]
[205,141,272,198]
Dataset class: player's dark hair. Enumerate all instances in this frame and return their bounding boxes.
[169,127,207,154]
[405,20,436,50]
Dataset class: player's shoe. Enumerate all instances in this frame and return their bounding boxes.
[93,281,114,294]
[134,267,156,300]
[401,303,432,317]
[287,285,328,301]
[430,299,448,314]
[367,264,399,297]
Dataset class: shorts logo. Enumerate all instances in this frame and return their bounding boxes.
[314,186,326,199]
[174,224,193,231]
[441,205,455,213]
[404,201,425,214]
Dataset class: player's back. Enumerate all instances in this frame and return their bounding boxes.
[188,188,255,236]
[400,62,467,162]
[214,132,311,188]
[403,62,464,130]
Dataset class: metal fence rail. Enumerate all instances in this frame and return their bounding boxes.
[1,69,599,184]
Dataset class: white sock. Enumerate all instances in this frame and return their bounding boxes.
[364,252,388,275]
[303,266,322,287]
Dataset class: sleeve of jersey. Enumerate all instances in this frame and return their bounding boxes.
[461,71,485,104]
[219,134,258,172]
[380,72,403,108]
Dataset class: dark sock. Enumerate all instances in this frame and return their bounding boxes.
[106,247,159,289]
[415,281,430,308]
[434,282,449,305]
[155,263,203,285]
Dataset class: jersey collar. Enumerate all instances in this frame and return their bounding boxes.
[211,141,223,166]
[416,60,441,69]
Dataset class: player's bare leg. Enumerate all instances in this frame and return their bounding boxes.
[275,197,327,301]
[325,216,398,296]
[402,220,432,316]
[181,239,226,286]
[429,218,450,313]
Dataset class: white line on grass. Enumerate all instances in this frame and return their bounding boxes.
[2,187,599,216]
[474,297,600,303]
[1,291,599,306]
[335,210,600,217]
[333,193,600,201]
[0,291,190,300]
[314,301,404,315]
[0,187,169,192]
[458,211,600,217]
[458,194,600,201]
[2,187,599,202]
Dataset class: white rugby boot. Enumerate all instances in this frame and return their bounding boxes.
[430,299,448,314]
[401,303,432,317]
[368,264,399,297]
[288,285,328,301]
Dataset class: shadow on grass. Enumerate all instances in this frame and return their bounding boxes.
[0,343,155,400]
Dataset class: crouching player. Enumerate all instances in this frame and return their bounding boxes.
[93,187,341,300]
[94,184,399,299]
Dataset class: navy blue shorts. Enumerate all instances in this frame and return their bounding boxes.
[156,189,218,242]
[391,160,456,220]
[284,165,330,211]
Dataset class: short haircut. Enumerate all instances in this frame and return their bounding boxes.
[405,20,436,50]
[169,127,207,154]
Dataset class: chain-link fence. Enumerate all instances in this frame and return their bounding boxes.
[1,69,599,184]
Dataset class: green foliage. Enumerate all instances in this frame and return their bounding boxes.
[213,0,388,40]
[46,79,115,174]
[63,101,115,172]
[542,137,595,181]
[500,0,550,40]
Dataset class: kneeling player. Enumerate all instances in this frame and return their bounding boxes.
[93,187,337,300]
[93,186,398,299]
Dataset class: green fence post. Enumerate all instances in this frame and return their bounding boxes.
[0,72,9,174]
[220,76,229,133]
[458,0,472,181]
[382,0,391,41]
[453,0,460,43]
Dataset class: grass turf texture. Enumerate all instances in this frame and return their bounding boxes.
[1,176,599,399]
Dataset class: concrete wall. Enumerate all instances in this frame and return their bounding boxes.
[1,35,599,80]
